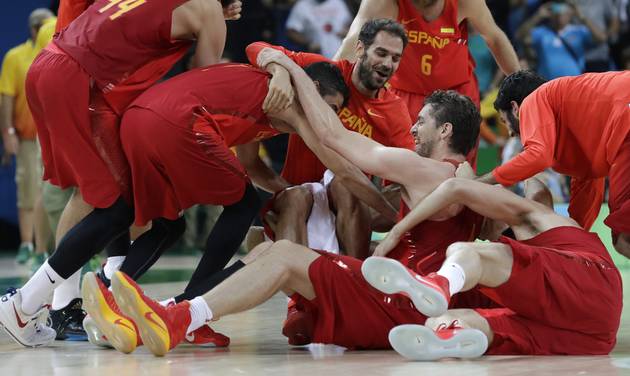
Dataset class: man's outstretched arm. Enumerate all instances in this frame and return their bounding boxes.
[374,178,547,256]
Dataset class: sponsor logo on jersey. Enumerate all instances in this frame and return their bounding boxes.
[405,30,450,49]
[338,107,374,138]
[440,27,455,34]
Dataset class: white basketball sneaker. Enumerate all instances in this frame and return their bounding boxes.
[388,322,488,361]
[0,288,56,347]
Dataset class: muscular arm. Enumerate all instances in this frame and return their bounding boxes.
[286,110,398,220]
[391,178,567,239]
[461,0,520,75]
[190,0,227,67]
[235,142,290,194]
[333,0,398,61]
[246,42,329,69]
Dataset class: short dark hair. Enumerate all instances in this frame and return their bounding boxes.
[424,90,480,156]
[494,70,547,111]
[358,18,408,50]
[304,62,350,106]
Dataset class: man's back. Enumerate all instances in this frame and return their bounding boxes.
[55,0,192,95]
[521,71,630,178]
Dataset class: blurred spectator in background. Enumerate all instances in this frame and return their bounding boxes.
[285,0,351,58]
[516,1,606,79]
[575,0,619,72]
[0,8,54,264]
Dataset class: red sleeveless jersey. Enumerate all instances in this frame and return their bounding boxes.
[389,202,483,274]
[389,0,475,95]
[129,63,279,146]
[245,42,414,184]
[55,0,191,105]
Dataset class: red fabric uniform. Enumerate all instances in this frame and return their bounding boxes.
[292,202,483,349]
[478,226,622,355]
[55,0,95,32]
[121,64,279,226]
[27,0,191,208]
[246,42,414,185]
[492,72,630,235]
[391,0,479,167]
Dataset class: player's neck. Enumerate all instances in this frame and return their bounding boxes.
[412,0,445,21]
[431,147,464,164]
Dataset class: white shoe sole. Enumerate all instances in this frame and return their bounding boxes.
[389,324,488,361]
[83,316,112,348]
[361,257,448,317]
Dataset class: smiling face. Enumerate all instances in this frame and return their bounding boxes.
[356,31,404,91]
[410,104,443,158]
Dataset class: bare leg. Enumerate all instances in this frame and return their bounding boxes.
[426,309,494,344]
[18,208,35,245]
[55,190,93,247]
[33,195,51,255]
[444,241,513,291]
[329,177,370,259]
[203,240,319,319]
[271,186,313,245]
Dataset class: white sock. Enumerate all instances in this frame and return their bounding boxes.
[437,262,466,296]
[187,296,213,334]
[20,242,34,250]
[103,256,126,280]
[160,297,175,307]
[21,261,64,315]
[51,269,81,310]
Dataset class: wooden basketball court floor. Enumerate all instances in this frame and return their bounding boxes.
[0,252,629,376]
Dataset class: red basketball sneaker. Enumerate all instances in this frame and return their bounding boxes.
[281,299,313,346]
[81,272,142,353]
[186,324,230,347]
[361,256,450,317]
[388,321,488,360]
[111,271,191,356]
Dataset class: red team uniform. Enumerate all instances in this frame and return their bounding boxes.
[478,227,622,355]
[120,64,280,226]
[492,72,630,237]
[392,0,479,167]
[291,169,484,349]
[246,42,414,185]
[26,0,191,207]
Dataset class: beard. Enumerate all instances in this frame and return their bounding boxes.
[506,110,520,136]
[416,139,435,158]
[357,54,392,91]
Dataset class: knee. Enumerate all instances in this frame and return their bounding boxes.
[445,242,473,258]
[155,217,186,239]
[101,198,134,229]
[274,186,313,217]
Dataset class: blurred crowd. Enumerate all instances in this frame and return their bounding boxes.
[1,0,627,260]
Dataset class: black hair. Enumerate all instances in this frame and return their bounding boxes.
[358,18,408,50]
[304,62,350,106]
[494,70,547,111]
[424,90,480,156]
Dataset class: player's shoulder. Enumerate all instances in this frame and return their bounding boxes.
[5,41,33,59]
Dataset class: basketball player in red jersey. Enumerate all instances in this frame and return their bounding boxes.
[477,70,630,260]
[87,52,483,356]
[246,19,414,259]
[364,176,622,358]
[79,61,401,354]
[335,0,520,168]
[0,0,241,348]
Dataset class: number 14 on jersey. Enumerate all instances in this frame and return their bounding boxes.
[99,0,146,20]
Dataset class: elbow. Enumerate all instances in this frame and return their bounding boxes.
[441,178,466,197]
